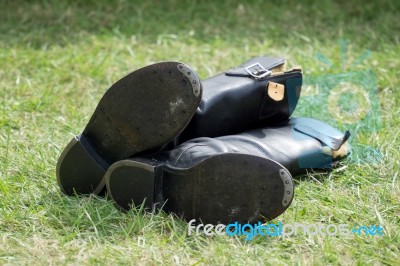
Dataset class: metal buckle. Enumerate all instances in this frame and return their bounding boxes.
[245,63,271,79]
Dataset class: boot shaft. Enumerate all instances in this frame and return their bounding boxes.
[176,56,303,144]
[164,117,350,176]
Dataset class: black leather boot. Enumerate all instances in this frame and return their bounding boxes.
[57,57,302,195]
[174,56,302,144]
[105,117,350,224]
[57,62,202,195]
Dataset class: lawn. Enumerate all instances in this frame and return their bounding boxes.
[0,0,399,264]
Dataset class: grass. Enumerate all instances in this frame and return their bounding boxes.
[0,0,399,264]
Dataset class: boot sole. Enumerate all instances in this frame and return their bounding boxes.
[57,62,202,195]
[106,154,294,224]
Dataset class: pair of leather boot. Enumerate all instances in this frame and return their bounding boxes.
[57,57,350,224]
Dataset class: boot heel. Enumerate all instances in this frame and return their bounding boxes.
[57,135,109,195]
[105,159,164,212]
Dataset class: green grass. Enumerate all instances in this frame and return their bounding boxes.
[0,0,399,264]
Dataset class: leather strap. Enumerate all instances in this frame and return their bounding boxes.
[294,125,351,150]
[225,56,285,79]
